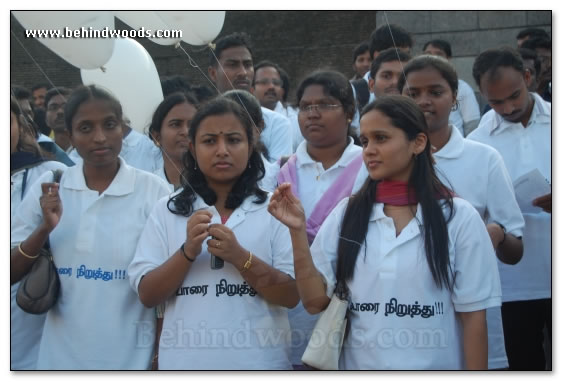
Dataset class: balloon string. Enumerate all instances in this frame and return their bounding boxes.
[383,11,411,95]
[10,29,68,103]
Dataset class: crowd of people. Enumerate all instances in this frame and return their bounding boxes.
[10,22,551,370]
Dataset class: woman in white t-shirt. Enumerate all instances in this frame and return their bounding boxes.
[399,55,525,369]
[148,92,199,191]
[10,85,170,370]
[269,95,501,369]
[10,97,67,370]
[128,97,298,370]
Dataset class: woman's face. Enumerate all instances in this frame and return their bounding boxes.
[298,84,349,148]
[11,111,20,154]
[402,67,456,133]
[191,113,251,189]
[70,99,123,168]
[155,102,197,162]
[359,109,426,182]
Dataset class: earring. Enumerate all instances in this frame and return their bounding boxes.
[194,162,197,170]
[248,162,252,169]
[155,141,161,148]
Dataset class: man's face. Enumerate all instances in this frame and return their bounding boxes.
[480,66,532,124]
[252,66,284,110]
[32,87,47,109]
[209,46,254,93]
[353,51,372,78]
[369,60,405,97]
[423,44,449,59]
[46,94,67,131]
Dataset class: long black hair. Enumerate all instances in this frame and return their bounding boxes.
[336,95,454,291]
[167,97,267,217]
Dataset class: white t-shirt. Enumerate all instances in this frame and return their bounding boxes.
[128,193,295,370]
[274,101,303,152]
[312,197,502,370]
[434,125,525,369]
[259,153,279,193]
[261,107,293,162]
[10,160,67,370]
[11,158,170,369]
[152,166,175,192]
[449,80,481,136]
[269,138,363,364]
[468,92,551,302]
[69,129,163,173]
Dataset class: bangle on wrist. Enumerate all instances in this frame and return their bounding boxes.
[493,221,507,246]
[18,242,39,259]
[241,251,253,273]
[180,243,195,262]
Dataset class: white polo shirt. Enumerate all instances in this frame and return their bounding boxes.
[11,158,170,369]
[261,107,293,162]
[69,129,163,173]
[468,92,551,302]
[259,153,279,192]
[312,197,502,370]
[434,125,525,369]
[449,79,481,136]
[10,160,67,370]
[128,193,295,370]
[274,101,303,152]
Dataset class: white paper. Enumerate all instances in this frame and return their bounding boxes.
[512,169,551,214]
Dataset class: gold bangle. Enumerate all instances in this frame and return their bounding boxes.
[18,242,39,259]
[241,251,253,273]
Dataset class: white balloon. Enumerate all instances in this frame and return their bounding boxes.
[156,11,225,46]
[114,11,181,46]
[12,11,115,69]
[80,38,163,134]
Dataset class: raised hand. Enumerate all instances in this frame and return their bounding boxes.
[40,182,63,232]
[184,209,213,259]
[268,183,306,231]
[533,193,551,214]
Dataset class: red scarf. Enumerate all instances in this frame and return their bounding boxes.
[375,180,418,206]
[375,180,455,206]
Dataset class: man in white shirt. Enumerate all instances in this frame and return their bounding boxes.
[468,47,551,370]
[208,32,293,162]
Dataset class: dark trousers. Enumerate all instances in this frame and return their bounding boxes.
[501,299,551,370]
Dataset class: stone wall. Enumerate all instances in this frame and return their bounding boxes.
[11,10,551,103]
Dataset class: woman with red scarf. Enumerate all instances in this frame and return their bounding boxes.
[269,95,502,370]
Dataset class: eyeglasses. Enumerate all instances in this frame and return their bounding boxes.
[254,78,283,87]
[298,104,342,114]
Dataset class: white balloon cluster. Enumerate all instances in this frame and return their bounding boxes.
[13,10,226,133]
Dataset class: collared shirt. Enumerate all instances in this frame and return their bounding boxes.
[289,138,362,219]
[468,92,551,302]
[434,125,524,370]
[11,158,170,369]
[274,101,303,152]
[261,107,293,162]
[449,79,481,136]
[128,193,294,370]
[312,197,502,370]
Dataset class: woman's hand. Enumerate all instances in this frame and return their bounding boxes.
[268,183,306,231]
[39,182,62,232]
[533,192,551,213]
[184,210,213,260]
[207,224,247,268]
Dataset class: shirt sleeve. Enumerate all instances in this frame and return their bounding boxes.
[484,149,525,237]
[458,81,481,125]
[309,198,350,298]
[269,213,295,278]
[127,197,174,294]
[450,199,503,312]
[262,111,293,162]
[11,171,53,247]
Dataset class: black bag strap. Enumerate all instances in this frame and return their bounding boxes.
[351,79,370,112]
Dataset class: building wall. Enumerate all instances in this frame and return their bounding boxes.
[11,10,551,103]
